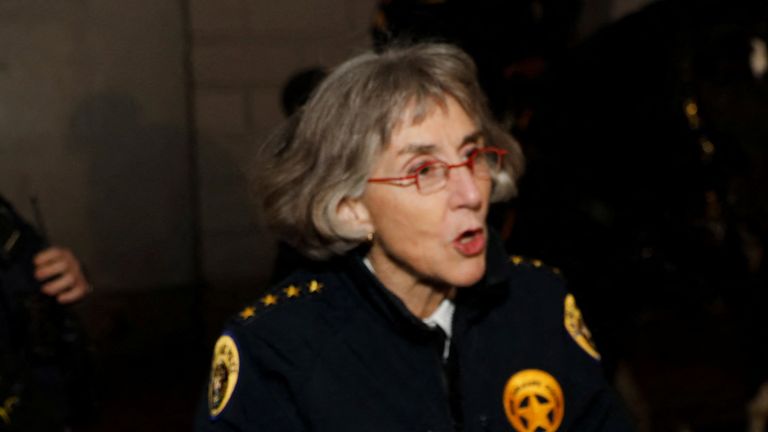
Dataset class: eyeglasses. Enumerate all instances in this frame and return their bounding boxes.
[367,146,508,195]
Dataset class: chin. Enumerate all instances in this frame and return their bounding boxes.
[445,257,486,287]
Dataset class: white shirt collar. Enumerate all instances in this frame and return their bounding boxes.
[424,298,455,360]
[422,298,455,338]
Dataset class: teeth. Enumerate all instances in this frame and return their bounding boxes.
[459,232,475,243]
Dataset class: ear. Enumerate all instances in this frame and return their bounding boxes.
[336,196,374,237]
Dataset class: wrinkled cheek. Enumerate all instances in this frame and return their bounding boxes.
[378,214,426,251]
[398,218,443,265]
[404,223,440,258]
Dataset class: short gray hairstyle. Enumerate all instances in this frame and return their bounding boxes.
[255,43,524,259]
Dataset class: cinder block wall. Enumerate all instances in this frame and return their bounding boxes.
[0,0,377,295]
[0,1,194,291]
[190,0,377,289]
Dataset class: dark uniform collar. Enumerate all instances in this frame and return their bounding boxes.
[344,251,430,339]
[343,229,510,339]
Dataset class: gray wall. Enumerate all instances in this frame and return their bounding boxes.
[0,0,377,294]
[0,1,193,291]
[190,0,377,288]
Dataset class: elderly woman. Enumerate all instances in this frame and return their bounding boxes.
[196,44,633,432]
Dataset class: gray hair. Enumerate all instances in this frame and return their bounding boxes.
[255,43,524,259]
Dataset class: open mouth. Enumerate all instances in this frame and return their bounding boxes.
[453,228,485,256]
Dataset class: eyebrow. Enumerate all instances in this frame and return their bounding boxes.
[396,130,484,156]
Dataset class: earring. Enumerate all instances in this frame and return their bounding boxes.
[367,232,374,242]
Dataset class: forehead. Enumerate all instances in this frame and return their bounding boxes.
[386,96,478,153]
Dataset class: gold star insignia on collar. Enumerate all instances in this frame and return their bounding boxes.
[510,255,563,277]
[284,285,301,298]
[239,306,256,320]
[261,294,278,306]
[308,280,323,293]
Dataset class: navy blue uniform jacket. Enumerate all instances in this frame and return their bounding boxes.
[196,236,634,431]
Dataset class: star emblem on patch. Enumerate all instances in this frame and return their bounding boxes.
[503,369,564,432]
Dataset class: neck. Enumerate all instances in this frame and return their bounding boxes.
[366,248,455,319]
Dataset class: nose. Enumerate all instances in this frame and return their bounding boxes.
[447,165,484,210]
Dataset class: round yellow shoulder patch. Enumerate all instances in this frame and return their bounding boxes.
[503,369,565,432]
[208,334,240,417]
[563,294,601,360]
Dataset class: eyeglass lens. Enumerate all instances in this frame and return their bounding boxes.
[416,149,502,193]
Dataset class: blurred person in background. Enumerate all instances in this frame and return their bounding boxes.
[0,194,93,431]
